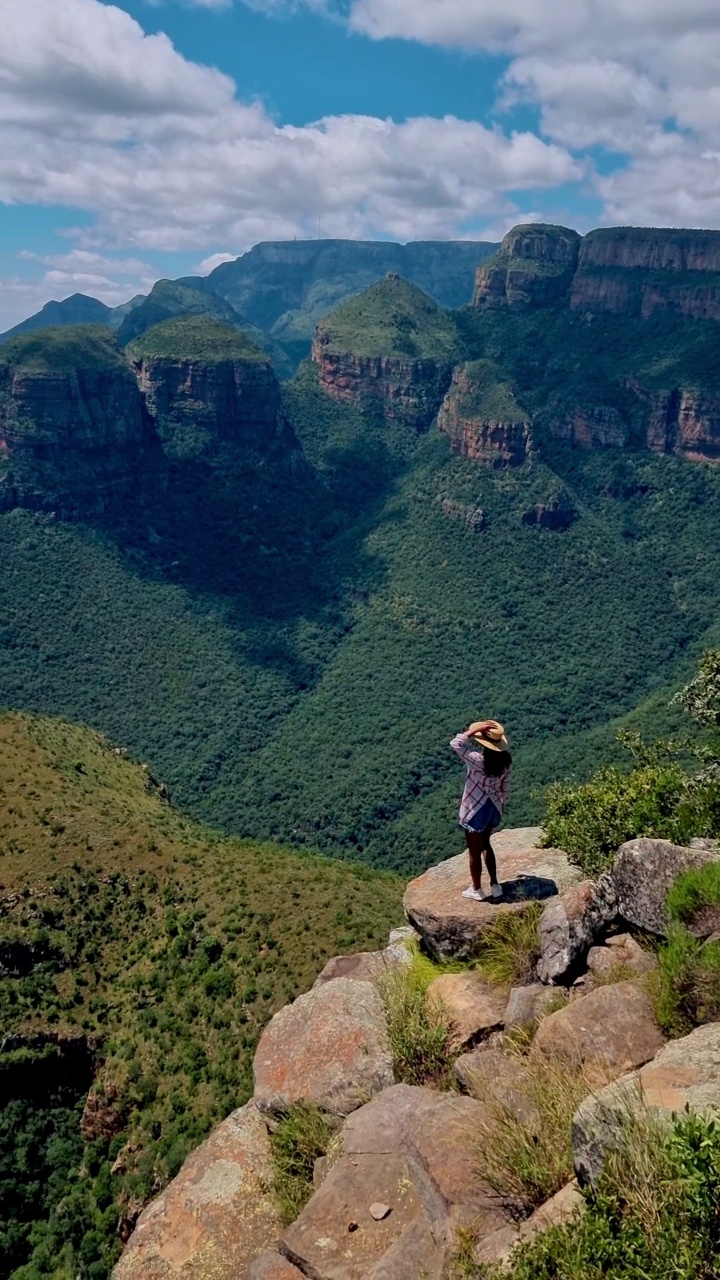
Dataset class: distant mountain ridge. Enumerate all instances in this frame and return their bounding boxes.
[0,237,499,372]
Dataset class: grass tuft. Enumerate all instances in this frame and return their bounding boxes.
[269,1104,337,1225]
[472,904,542,988]
[473,1053,600,1220]
[381,961,455,1087]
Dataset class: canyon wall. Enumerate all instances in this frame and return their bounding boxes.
[311,337,454,430]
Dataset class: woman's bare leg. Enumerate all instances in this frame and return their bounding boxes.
[480,828,498,886]
[465,830,485,891]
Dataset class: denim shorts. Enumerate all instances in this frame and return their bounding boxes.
[460,797,501,833]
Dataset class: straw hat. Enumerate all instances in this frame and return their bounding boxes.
[470,719,509,752]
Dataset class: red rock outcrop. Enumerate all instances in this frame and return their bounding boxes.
[570,227,720,320]
[132,356,293,459]
[0,329,164,517]
[311,337,454,430]
[438,364,531,466]
[547,404,630,451]
[633,383,720,462]
[473,224,581,310]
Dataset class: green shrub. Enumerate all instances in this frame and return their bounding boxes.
[652,925,720,1037]
[666,859,720,926]
[543,760,697,877]
[480,1110,720,1280]
[472,904,542,988]
[381,963,454,1086]
[269,1104,337,1226]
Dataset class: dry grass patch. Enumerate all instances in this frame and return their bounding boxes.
[471,905,542,989]
[472,1051,604,1220]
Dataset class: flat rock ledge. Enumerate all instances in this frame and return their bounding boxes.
[112,1101,280,1279]
[280,1083,512,1278]
[253,977,394,1117]
[403,828,581,960]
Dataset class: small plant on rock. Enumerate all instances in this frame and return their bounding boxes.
[270,1104,337,1225]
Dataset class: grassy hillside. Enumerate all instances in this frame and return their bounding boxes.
[316,275,460,359]
[0,711,403,1277]
[0,325,125,376]
[127,316,269,363]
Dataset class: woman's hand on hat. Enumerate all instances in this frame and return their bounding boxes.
[467,720,489,736]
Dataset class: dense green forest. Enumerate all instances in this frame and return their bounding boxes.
[3,300,720,874]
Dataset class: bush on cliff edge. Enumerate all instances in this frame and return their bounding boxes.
[543,651,720,876]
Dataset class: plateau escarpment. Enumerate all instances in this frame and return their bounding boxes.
[472,224,581,310]
[474,222,720,323]
[311,274,458,428]
[0,326,164,517]
[129,317,295,459]
[438,360,531,466]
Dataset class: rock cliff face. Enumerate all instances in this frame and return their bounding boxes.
[570,227,720,320]
[473,225,581,310]
[133,355,290,459]
[312,339,454,429]
[631,383,720,462]
[0,327,164,517]
[548,386,720,462]
[437,363,531,466]
[128,316,296,460]
[474,223,720,323]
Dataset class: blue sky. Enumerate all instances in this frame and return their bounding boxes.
[2,0,720,330]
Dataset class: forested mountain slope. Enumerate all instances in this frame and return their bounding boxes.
[0,711,402,1276]
[2,227,720,876]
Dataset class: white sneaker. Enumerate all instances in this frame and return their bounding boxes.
[462,886,486,902]
[491,884,504,900]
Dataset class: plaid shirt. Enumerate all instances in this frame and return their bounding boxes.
[450,733,511,826]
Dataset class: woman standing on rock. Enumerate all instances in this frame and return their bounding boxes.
[450,720,512,902]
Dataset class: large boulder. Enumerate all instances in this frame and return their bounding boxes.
[404,828,581,960]
[113,1102,280,1279]
[586,933,658,980]
[536,877,617,984]
[454,1047,538,1125]
[573,1022,720,1185]
[253,978,394,1118]
[313,951,393,988]
[281,1084,513,1277]
[611,838,720,937]
[503,983,567,1029]
[533,982,665,1076]
[426,972,506,1049]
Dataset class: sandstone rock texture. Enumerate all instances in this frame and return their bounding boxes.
[537,877,618,984]
[454,1047,537,1125]
[281,1083,512,1277]
[611,838,720,937]
[476,1182,584,1268]
[247,1254,304,1280]
[253,977,394,1117]
[573,1022,720,1185]
[504,983,567,1030]
[133,355,292,460]
[313,950,396,989]
[473,225,581,310]
[311,339,454,430]
[403,828,580,960]
[437,365,530,467]
[0,336,164,517]
[587,934,658,979]
[113,1102,280,1280]
[426,972,506,1050]
[533,982,665,1076]
[521,497,578,531]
